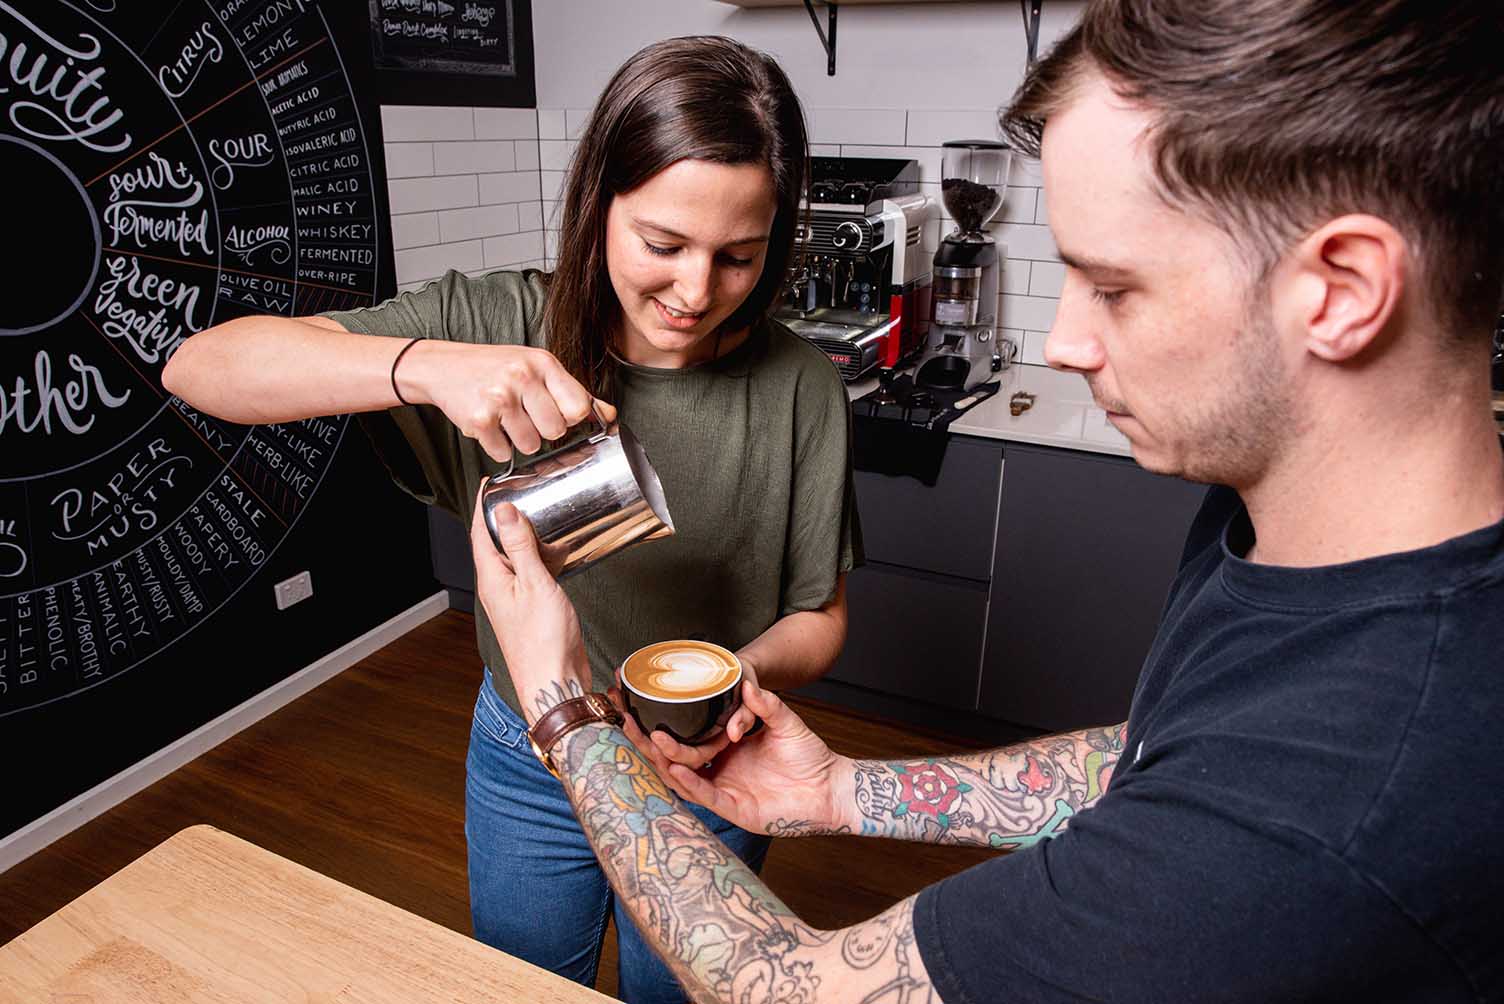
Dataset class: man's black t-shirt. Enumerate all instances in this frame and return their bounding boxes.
[914,486,1504,1002]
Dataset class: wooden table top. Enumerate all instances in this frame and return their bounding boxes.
[0,824,612,1003]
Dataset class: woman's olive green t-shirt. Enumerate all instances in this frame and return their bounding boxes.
[325,269,861,715]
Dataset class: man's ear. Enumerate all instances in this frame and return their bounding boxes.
[1287,215,1408,363]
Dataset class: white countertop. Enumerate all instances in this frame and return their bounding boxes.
[847,363,1133,458]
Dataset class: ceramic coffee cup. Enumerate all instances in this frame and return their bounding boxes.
[619,640,743,745]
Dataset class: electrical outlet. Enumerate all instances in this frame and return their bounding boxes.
[274,570,313,610]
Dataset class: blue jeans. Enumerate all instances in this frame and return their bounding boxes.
[465,669,771,1003]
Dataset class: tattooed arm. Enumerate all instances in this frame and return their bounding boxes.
[656,682,1127,851]
[831,724,1126,850]
[473,503,946,1003]
[556,721,943,1004]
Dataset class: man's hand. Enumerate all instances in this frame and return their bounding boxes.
[610,654,763,770]
[649,679,852,836]
[469,487,592,725]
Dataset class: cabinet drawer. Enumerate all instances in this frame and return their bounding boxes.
[979,445,1206,731]
[854,436,1002,581]
[828,563,987,710]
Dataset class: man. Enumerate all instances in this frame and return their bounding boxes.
[472,0,1504,999]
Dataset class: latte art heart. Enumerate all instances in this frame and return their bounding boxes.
[639,650,737,693]
[623,641,740,700]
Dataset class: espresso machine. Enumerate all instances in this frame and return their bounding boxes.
[777,157,934,380]
[915,140,1015,391]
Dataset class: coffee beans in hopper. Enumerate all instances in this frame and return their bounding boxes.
[942,177,1002,233]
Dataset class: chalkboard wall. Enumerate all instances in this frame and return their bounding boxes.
[357,0,536,107]
[1,1,437,838]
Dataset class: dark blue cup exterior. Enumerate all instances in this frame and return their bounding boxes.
[622,663,742,745]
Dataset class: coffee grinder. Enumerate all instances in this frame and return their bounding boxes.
[915,140,1014,391]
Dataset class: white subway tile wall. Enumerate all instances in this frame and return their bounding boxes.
[473,107,537,140]
[541,170,567,203]
[904,109,1002,148]
[438,204,521,244]
[1028,261,1066,299]
[377,106,1062,367]
[380,106,546,291]
[1002,295,1060,332]
[384,143,435,180]
[808,108,908,147]
[1001,187,1038,225]
[386,174,479,215]
[538,139,575,172]
[433,140,517,176]
[517,201,543,232]
[537,109,566,140]
[1002,261,1032,296]
[380,105,475,143]
[478,171,542,205]
[484,231,547,270]
[564,108,591,140]
[515,138,541,172]
[394,239,485,288]
[1019,330,1049,367]
[390,212,440,251]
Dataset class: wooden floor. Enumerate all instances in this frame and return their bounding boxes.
[0,610,999,1000]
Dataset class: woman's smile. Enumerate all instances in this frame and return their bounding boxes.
[652,298,708,330]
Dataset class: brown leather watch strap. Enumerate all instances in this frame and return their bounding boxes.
[527,693,623,778]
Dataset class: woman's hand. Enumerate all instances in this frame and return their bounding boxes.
[469,487,592,726]
[401,342,617,463]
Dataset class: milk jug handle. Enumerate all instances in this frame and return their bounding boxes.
[492,401,612,480]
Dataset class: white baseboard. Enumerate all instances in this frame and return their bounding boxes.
[0,591,451,876]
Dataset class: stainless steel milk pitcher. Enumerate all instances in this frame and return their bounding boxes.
[480,406,674,577]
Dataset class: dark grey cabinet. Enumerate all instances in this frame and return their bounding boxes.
[978,444,1206,731]
[826,565,990,709]
[825,437,1003,708]
[854,438,1003,581]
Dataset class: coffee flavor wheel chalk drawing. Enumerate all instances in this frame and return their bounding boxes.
[0,1,385,715]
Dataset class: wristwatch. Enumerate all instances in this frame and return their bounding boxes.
[527,693,623,779]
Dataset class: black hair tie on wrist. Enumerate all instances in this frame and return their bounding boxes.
[390,337,422,406]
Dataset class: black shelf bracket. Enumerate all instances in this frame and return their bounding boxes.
[1022,0,1043,65]
[802,0,838,76]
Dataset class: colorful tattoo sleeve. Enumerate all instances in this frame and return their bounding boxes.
[557,723,941,1004]
[846,724,1127,850]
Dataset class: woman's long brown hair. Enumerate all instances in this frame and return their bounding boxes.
[540,36,809,400]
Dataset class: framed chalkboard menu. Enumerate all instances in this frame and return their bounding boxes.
[1,0,434,840]
[338,0,536,107]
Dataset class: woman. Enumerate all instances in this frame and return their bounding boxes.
[162,35,858,1003]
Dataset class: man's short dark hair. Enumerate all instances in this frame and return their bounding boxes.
[1003,0,1504,340]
